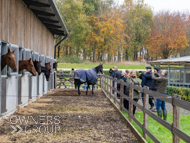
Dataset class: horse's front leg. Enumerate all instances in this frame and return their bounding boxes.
[78,84,81,96]
[86,84,89,95]
[92,85,94,95]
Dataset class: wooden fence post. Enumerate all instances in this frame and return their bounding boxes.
[120,80,124,111]
[129,85,134,122]
[114,78,117,103]
[143,87,149,140]
[173,94,181,143]
[100,75,102,88]
[106,76,109,94]
[110,78,112,97]
[55,72,57,89]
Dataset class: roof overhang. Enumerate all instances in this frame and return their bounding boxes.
[149,56,190,66]
[22,0,69,36]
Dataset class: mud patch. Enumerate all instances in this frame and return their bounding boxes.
[0,89,139,143]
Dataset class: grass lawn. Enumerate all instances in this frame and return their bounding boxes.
[122,111,190,143]
[58,62,148,69]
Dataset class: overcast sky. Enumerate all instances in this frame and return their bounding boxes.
[116,0,190,13]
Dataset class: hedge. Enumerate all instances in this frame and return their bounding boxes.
[167,86,190,101]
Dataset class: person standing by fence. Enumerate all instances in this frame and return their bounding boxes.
[150,67,159,112]
[121,70,130,110]
[109,66,121,99]
[139,66,154,110]
[151,70,168,121]
[127,70,141,116]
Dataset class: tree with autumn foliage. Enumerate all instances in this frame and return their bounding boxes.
[146,12,188,59]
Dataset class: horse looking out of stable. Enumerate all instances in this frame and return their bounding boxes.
[53,62,58,71]
[1,48,17,72]
[19,58,37,76]
[33,60,42,75]
[45,62,52,72]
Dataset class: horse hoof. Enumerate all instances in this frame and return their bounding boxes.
[79,94,81,96]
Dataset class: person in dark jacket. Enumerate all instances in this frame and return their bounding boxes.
[139,66,154,109]
[109,66,121,98]
[121,70,129,110]
[152,70,168,121]
[151,67,159,112]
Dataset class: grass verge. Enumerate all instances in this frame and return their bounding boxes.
[122,111,190,143]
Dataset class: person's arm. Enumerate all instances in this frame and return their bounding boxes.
[142,72,152,79]
[151,72,162,81]
[141,76,146,87]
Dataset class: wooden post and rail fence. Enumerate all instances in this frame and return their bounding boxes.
[56,73,190,143]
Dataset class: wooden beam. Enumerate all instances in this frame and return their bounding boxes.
[23,0,50,7]
[38,17,59,23]
[31,9,55,16]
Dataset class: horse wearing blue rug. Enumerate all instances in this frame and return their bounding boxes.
[74,64,103,96]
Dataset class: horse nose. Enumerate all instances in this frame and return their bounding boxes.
[13,67,17,72]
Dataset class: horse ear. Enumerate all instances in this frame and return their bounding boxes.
[12,49,16,53]
[8,48,10,53]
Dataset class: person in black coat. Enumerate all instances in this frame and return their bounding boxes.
[109,66,121,98]
[139,66,154,110]
[150,67,159,112]
[121,70,129,110]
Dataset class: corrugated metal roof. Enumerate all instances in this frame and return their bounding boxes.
[22,0,68,36]
[149,56,190,65]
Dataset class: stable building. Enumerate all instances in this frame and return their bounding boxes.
[0,0,68,116]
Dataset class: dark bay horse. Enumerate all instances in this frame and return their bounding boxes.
[45,62,52,72]
[53,62,58,71]
[19,58,37,76]
[74,64,103,96]
[33,60,42,75]
[41,66,51,81]
[1,48,17,72]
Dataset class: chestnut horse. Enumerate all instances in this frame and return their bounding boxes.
[45,62,52,72]
[33,60,42,75]
[1,48,17,72]
[53,62,58,71]
[19,58,37,76]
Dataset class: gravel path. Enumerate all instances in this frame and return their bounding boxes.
[0,89,139,143]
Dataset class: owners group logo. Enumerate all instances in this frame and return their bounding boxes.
[10,115,61,134]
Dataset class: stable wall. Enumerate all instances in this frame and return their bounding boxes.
[0,0,55,58]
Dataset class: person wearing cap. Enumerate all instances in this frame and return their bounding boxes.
[139,66,154,110]
[150,67,160,112]
[152,70,168,121]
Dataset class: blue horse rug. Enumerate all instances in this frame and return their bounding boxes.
[74,68,97,84]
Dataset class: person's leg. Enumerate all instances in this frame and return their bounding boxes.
[156,98,162,118]
[124,97,129,110]
[149,95,154,109]
[117,84,120,99]
[133,98,138,115]
[161,100,167,120]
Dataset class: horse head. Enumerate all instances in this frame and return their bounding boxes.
[53,62,58,71]
[45,62,52,72]
[42,67,50,81]
[33,60,42,75]
[25,58,37,76]
[2,48,17,72]
[98,63,103,74]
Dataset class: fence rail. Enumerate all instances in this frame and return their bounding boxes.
[56,73,190,143]
[101,75,190,143]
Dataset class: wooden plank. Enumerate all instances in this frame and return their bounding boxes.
[120,80,124,111]
[173,94,181,143]
[143,87,149,140]
[129,86,134,122]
